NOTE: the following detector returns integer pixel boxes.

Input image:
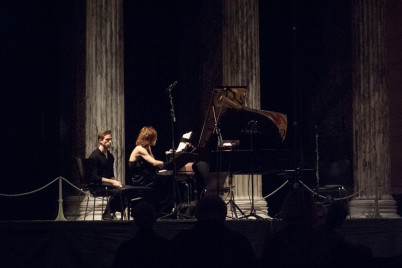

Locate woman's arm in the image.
[135,146,165,168]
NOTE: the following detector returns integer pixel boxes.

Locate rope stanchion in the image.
[0,176,90,221]
[55,177,67,221]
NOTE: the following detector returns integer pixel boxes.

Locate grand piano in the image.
[197,86,289,174]
[162,86,289,174]
[161,86,289,212]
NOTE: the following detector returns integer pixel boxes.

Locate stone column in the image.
[222,0,268,218]
[349,0,398,218]
[85,0,125,182]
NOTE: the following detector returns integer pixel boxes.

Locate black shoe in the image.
[102,212,115,220]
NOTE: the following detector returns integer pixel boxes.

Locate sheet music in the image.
[176,131,192,152]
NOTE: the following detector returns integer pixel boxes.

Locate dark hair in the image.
[98,130,112,141]
[132,201,156,229]
[280,188,319,226]
[324,200,349,229]
[195,195,227,221]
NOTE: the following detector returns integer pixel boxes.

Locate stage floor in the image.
[1,218,402,268]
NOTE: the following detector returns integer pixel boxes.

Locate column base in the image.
[349,196,400,218]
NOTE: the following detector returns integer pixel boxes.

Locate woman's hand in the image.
[110,179,122,187]
[102,177,122,187]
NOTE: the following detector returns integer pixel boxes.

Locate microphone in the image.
[248,120,257,127]
[248,120,258,133]
[165,81,178,92]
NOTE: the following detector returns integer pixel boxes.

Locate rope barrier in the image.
[0,177,61,197]
[61,177,88,195]
[0,176,91,221]
[257,174,370,202]
[1,175,372,220]
[0,177,89,197]
[297,180,328,199]
[298,179,369,201]
[263,180,289,199]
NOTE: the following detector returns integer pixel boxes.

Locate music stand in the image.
[226,158,246,219]
[211,105,225,196]
[209,140,246,219]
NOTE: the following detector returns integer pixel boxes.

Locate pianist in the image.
[128,126,172,212]
[128,126,165,187]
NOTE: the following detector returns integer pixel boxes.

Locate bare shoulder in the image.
[129,145,146,161]
[135,145,148,154]
[134,145,147,152]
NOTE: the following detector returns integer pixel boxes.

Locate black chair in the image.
[76,157,152,220]
[76,157,115,220]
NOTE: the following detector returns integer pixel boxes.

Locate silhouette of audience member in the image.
[322,200,349,229]
[261,187,331,267]
[319,200,373,268]
[166,195,256,267]
[112,201,169,268]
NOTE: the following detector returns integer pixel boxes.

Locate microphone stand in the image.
[159,82,178,219]
[315,125,320,191]
[244,121,262,219]
[288,9,305,191]
[212,106,223,196]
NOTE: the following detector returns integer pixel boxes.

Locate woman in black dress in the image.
[128,126,170,212]
[129,126,164,186]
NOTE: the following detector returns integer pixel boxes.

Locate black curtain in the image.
[0,0,85,220]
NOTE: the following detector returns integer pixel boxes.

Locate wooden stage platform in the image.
[1,218,402,268]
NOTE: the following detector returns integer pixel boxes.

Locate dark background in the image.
[0,0,352,219]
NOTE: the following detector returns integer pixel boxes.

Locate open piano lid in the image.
[197,86,288,150]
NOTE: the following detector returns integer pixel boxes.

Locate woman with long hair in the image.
[128,126,164,187]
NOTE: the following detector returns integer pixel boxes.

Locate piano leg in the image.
[204,172,229,196]
[192,161,208,199]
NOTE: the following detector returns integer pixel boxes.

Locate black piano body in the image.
[196,86,289,173]
[209,149,290,175]
[160,86,290,179]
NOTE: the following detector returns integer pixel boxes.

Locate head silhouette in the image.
[324,200,349,229]
[280,188,319,226]
[195,195,227,222]
[132,201,156,229]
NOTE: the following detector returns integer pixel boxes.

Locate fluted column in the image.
[350,0,398,218]
[222,0,268,218]
[85,0,125,182]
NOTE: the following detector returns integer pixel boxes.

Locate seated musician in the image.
[128,126,164,187]
[128,126,170,212]
[89,129,131,220]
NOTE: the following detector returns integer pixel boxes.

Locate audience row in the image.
[112,189,401,268]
